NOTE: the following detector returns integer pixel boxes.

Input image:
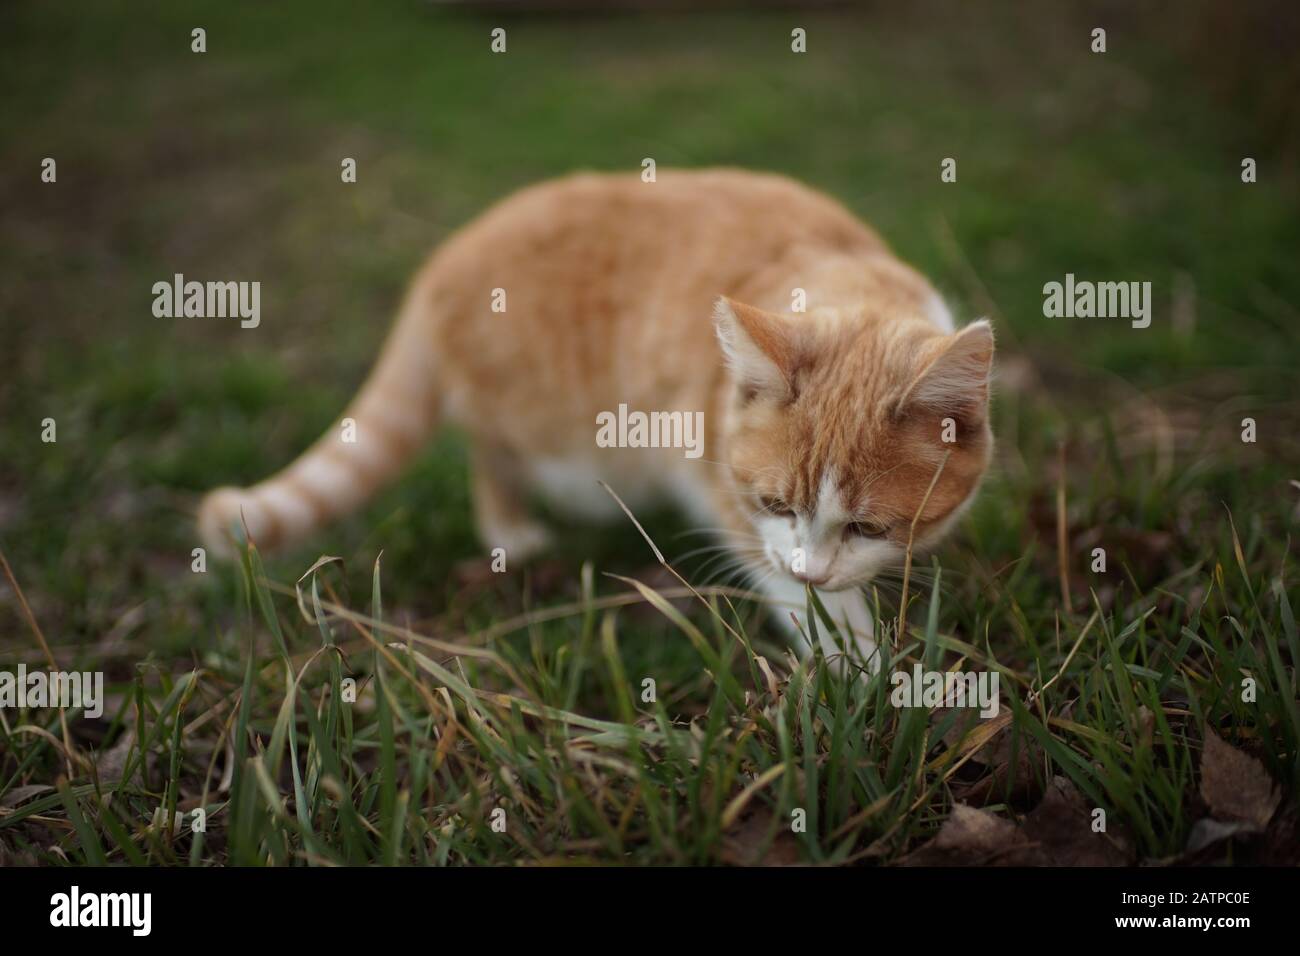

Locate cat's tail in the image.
[197,291,441,558]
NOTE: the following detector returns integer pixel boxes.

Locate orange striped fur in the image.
[198,169,993,661]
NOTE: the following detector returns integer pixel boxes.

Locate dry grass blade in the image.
[0,545,77,778]
[896,451,951,644]
[1056,440,1072,612]
[720,763,787,829]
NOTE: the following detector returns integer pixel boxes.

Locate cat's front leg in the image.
[812,587,879,675]
[469,441,553,562]
[760,576,879,674]
[759,574,819,658]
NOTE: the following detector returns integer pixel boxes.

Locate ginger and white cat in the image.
[198,169,994,666]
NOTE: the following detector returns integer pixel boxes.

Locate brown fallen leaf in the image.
[901,804,1032,866]
[1018,776,1132,866]
[91,728,142,787]
[0,784,54,809]
[939,708,1045,807]
[719,807,802,866]
[905,778,1133,866]
[1177,805,1300,865]
[1183,818,1259,857]
[1199,728,1281,828]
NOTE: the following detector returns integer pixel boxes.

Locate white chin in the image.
[820,572,877,592]
[771,568,859,593]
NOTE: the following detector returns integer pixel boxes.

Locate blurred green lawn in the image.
[2,0,1297,649]
[0,1,1297,864]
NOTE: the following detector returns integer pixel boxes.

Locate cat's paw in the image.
[481,520,554,565]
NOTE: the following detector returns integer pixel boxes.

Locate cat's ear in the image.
[897,319,994,422]
[713,297,800,399]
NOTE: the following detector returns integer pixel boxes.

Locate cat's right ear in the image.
[713,297,800,400]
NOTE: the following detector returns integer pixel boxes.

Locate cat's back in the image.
[482,167,871,227]
[429,168,883,283]
[420,169,892,447]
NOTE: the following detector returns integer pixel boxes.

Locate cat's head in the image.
[714,297,993,592]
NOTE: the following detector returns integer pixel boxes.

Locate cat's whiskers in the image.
[694,545,769,590]
[671,526,764,542]
[673,542,745,565]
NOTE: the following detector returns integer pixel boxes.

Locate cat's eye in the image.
[845,519,890,539]
[759,496,795,519]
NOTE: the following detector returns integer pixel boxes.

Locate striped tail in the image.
[198,297,440,557]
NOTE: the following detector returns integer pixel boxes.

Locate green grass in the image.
[0,0,1296,865]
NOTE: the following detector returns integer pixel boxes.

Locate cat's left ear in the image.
[897,319,994,423]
